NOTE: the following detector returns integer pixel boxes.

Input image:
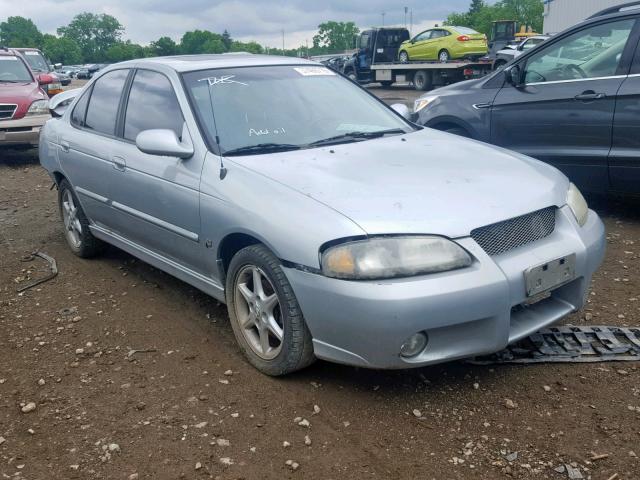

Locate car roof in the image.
[117,54,319,73]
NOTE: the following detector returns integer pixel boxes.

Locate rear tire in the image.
[58,179,105,258]
[226,245,315,376]
[438,49,450,63]
[413,70,433,91]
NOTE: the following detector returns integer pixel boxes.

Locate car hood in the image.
[0,82,45,120]
[229,128,569,238]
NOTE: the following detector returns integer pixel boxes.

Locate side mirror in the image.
[391,103,411,120]
[37,73,54,86]
[136,128,194,159]
[48,88,80,118]
[504,65,523,87]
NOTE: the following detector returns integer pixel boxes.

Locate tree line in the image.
[444,0,544,37]
[0,14,360,65]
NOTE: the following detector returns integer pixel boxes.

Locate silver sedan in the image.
[40,54,605,375]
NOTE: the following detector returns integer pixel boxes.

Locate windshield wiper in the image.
[308,128,408,147]
[223,143,302,156]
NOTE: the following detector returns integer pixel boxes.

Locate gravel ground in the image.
[0,85,639,480]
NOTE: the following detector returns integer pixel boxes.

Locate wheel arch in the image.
[217,231,283,278]
[425,115,477,139]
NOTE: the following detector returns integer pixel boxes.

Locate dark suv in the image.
[414,1,640,195]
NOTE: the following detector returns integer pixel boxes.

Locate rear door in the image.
[490,18,637,192]
[609,23,640,193]
[58,69,130,227]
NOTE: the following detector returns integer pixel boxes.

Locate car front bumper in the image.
[0,114,49,147]
[284,206,605,369]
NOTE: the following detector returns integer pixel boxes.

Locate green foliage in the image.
[230,40,263,54]
[0,16,43,48]
[57,12,125,62]
[445,0,543,36]
[313,21,359,53]
[42,34,83,64]
[150,36,178,56]
[105,41,149,63]
[180,30,226,54]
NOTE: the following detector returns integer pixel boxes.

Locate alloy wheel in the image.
[62,189,82,248]
[233,265,284,360]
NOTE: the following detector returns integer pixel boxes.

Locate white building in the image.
[543,0,625,33]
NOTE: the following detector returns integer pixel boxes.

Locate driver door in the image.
[490,18,637,192]
[406,30,432,60]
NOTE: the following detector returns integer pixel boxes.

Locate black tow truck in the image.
[342,27,492,91]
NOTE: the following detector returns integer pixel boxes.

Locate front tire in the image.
[399,51,409,63]
[226,245,315,376]
[438,49,450,62]
[58,179,105,258]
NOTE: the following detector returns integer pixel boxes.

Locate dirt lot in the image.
[1,86,639,480]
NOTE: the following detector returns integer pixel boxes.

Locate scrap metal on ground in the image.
[469,326,640,365]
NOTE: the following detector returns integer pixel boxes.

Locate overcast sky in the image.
[0,0,478,48]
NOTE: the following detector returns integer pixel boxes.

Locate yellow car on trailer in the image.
[399,26,488,63]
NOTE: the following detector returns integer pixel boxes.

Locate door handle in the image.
[112,156,127,171]
[574,91,606,101]
[60,140,70,153]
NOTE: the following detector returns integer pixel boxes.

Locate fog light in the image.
[400,332,428,358]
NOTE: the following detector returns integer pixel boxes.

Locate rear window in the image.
[454,26,480,35]
[84,69,129,136]
[0,55,33,83]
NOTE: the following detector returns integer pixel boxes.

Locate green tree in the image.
[230,40,263,54]
[180,30,225,54]
[445,0,543,36]
[313,21,359,53]
[105,41,147,62]
[58,12,124,62]
[222,30,232,51]
[0,16,43,48]
[41,34,83,64]
[150,36,177,56]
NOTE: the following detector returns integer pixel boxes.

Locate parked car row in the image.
[0,47,56,148]
[413,2,640,195]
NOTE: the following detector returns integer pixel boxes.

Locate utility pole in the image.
[282,29,285,53]
[410,9,413,35]
[404,7,408,28]
[381,12,385,26]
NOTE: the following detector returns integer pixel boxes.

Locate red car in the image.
[0,47,53,148]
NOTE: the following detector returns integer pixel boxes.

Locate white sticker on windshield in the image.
[293,66,335,76]
[0,56,18,61]
[24,51,40,56]
[198,75,247,86]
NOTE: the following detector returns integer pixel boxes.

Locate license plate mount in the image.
[524,254,576,297]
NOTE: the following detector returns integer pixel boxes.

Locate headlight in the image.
[321,236,472,280]
[414,95,438,113]
[27,99,49,116]
[566,182,588,227]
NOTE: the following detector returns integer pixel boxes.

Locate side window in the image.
[524,19,635,84]
[124,70,184,142]
[431,30,446,39]
[416,31,431,41]
[84,69,129,136]
[70,88,91,127]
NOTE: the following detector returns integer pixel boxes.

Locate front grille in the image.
[471,207,556,256]
[0,104,17,120]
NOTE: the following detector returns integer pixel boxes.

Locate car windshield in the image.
[0,55,33,83]
[21,51,50,72]
[182,65,413,155]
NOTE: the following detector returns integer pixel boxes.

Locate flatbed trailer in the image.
[369,60,493,91]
